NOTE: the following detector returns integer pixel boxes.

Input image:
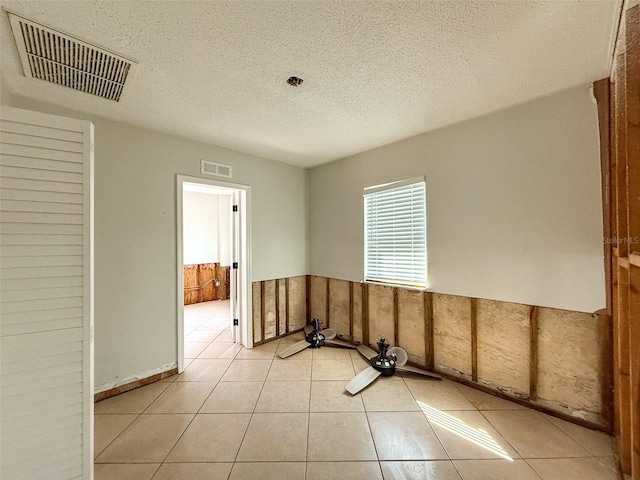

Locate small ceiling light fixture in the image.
[287,76,303,87]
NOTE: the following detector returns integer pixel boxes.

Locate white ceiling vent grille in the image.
[201,160,233,178]
[7,12,138,102]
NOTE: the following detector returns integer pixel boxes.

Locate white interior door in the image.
[0,106,94,479]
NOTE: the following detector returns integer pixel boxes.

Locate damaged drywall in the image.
[328,278,350,336]
[309,275,327,324]
[368,284,396,347]
[287,276,307,332]
[537,307,602,423]
[433,293,472,380]
[397,289,427,367]
[477,299,530,397]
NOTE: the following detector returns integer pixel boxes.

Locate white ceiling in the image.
[0,1,620,168]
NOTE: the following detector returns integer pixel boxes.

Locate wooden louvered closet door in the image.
[0,106,94,479]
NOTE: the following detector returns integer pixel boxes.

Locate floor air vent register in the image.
[7,11,138,102]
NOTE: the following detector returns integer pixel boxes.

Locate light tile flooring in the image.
[95,301,620,480]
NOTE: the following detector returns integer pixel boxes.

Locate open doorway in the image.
[176,175,252,373]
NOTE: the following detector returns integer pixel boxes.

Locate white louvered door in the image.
[0,106,94,479]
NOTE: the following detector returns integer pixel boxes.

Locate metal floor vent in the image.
[7,12,138,102]
[201,160,233,178]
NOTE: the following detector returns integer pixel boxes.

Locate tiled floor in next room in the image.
[94,300,620,480]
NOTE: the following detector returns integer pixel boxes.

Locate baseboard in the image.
[253,326,305,346]
[94,367,178,403]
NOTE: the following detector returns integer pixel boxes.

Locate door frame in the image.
[176,174,253,373]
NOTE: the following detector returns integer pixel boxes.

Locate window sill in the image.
[361,280,428,291]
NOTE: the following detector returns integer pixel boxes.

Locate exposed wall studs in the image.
[349,281,354,340]
[623,8,640,476]
[393,287,399,347]
[471,297,478,382]
[252,276,306,345]
[529,305,540,401]
[599,312,614,429]
[325,277,331,328]
[285,277,290,334]
[613,54,632,472]
[275,279,280,337]
[305,275,311,325]
[594,7,640,472]
[260,281,266,343]
[424,291,434,370]
[250,275,610,432]
[362,282,370,347]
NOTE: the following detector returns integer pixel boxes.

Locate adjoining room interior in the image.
[181,182,235,367]
[0,1,638,480]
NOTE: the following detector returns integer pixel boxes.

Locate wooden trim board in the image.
[94,367,178,403]
[253,327,305,347]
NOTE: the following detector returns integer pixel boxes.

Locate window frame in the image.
[363,176,427,289]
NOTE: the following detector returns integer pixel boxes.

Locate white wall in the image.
[2,81,606,389]
[218,195,231,266]
[183,192,231,266]
[309,84,606,313]
[1,92,308,389]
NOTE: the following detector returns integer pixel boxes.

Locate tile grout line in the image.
[363,408,383,472]
[94,381,173,462]
[400,376,455,467]
[93,410,144,462]
[189,321,243,414]
[475,406,601,463]
[532,412,600,459]
[99,306,609,479]
[230,351,278,472]
[305,353,314,480]
[448,378,543,463]
[156,326,239,469]
[475,409,529,462]
[521,459,545,480]
[150,309,248,478]
[148,462,164,480]
[352,351,385,475]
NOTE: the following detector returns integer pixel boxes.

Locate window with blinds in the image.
[364,177,427,288]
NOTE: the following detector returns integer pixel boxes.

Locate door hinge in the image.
[233,318,239,326]
[232,205,238,212]
[233,262,238,269]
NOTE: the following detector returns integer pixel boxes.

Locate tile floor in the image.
[94,301,621,480]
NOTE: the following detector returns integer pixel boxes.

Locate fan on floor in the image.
[278,318,356,358]
[345,336,442,394]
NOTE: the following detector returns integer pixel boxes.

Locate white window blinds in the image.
[364,178,427,288]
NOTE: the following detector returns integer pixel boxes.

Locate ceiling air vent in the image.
[7,12,138,102]
[201,160,233,179]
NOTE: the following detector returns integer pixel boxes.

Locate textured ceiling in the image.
[0,1,620,168]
